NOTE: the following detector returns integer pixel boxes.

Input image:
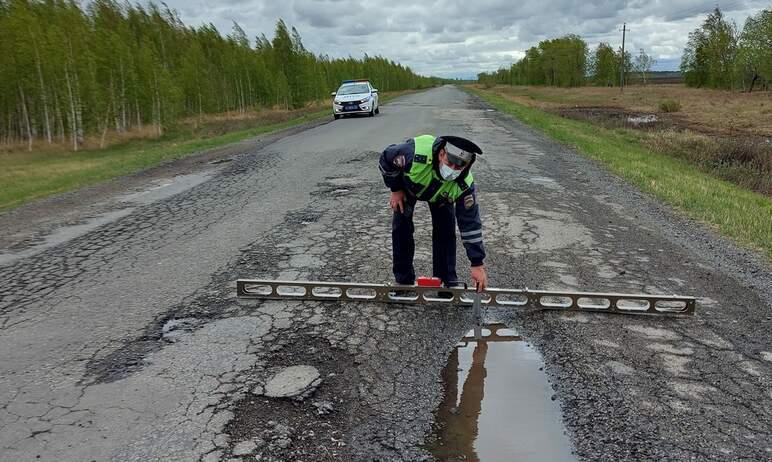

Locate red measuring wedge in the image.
[416,276,442,287]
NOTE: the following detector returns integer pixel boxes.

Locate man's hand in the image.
[389,190,405,213]
[471,265,488,292]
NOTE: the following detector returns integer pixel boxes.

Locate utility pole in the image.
[620,23,627,92]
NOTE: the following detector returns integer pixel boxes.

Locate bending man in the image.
[379,135,488,292]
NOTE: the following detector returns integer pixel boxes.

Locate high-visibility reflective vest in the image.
[406,135,473,203]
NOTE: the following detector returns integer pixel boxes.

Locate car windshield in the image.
[337,84,369,95]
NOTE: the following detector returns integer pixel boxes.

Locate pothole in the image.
[316,178,363,196]
[325,176,365,187]
[226,336,359,461]
[427,323,575,461]
[285,211,323,226]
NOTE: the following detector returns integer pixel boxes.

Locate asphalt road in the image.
[1,85,770,462]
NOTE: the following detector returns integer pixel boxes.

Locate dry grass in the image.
[645,130,772,195]
[0,125,160,155]
[484,84,772,137]
[0,108,315,155]
[1,89,418,156]
[477,84,772,196]
[468,86,772,260]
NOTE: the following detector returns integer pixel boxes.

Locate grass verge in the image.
[0,90,416,211]
[466,86,772,261]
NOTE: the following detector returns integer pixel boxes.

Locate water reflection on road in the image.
[430,323,575,461]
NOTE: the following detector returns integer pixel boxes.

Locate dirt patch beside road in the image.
[556,107,674,131]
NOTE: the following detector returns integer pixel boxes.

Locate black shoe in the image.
[389,290,412,298]
[438,281,466,300]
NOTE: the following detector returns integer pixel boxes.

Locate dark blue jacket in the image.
[379,138,486,266]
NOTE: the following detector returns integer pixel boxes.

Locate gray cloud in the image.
[160,0,770,78]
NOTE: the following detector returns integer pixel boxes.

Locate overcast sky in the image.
[161,0,770,79]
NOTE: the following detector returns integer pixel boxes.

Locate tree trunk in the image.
[198,89,203,127]
[748,74,758,93]
[4,118,8,145]
[18,85,33,152]
[64,64,79,151]
[100,108,110,148]
[135,95,142,130]
[34,44,52,144]
[111,71,120,131]
[74,74,84,146]
[153,71,163,136]
[6,110,15,145]
[120,58,127,131]
[239,78,245,113]
[54,90,65,143]
[246,72,253,109]
[67,39,84,147]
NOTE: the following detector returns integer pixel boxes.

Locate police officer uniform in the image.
[379,134,485,286]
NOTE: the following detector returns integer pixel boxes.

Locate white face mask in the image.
[439,163,461,181]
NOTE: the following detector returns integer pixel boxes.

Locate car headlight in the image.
[334,100,341,105]
[359,97,370,104]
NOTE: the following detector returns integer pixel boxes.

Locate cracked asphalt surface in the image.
[1,85,771,461]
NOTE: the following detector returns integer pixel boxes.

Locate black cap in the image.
[440,135,483,156]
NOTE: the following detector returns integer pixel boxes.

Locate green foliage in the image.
[0,0,437,150]
[735,9,772,91]
[478,35,588,87]
[658,99,682,112]
[587,43,632,87]
[681,8,739,88]
[589,43,618,86]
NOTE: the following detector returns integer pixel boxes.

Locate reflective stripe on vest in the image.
[406,135,473,203]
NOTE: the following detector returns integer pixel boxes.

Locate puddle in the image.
[429,323,575,461]
[627,114,658,125]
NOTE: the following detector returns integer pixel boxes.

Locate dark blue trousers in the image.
[392,197,458,285]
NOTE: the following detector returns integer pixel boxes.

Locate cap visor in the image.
[447,152,469,168]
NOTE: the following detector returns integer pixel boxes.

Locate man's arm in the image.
[378,139,414,192]
[455,186,485,266]
[456,186,488,290]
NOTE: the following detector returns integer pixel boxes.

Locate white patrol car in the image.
[331,80,379,119]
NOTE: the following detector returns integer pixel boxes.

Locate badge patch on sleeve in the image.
[393,155,405,168]
[464,194,475,209]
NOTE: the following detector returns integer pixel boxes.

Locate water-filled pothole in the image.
[428,323,575,461]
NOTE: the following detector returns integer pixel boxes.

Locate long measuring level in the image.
[236,279,696,317]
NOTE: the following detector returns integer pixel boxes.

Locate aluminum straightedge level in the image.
[236,279,696,316]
